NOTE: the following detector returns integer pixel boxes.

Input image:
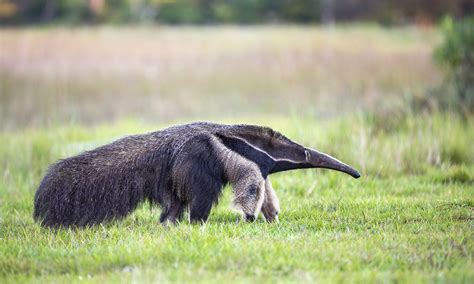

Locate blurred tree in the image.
[89,0,105,17]
[41,0,56,21]
[157,0,202,24]
[211,0,263,23]
[0,0,18,21]
[0,0,472,25]
[281,0,320,23]
[56,0,88,24]
[321,0,334,24]
[435,17,474,113]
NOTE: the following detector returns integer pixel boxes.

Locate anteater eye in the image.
[305,150,311,160]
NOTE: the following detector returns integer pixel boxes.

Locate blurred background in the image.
[1,3,474,282]
[0,0,472,131]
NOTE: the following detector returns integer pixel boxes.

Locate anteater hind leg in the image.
[159,198,184,224]
[261,178,280,222]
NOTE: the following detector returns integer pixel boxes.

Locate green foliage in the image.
[281,0,320,23]
[0,0,467,25]
[431,165,473,184]
[55,0,89,24]
[212,0,264,24]
[435,17,474,112]
[158,1,203,24]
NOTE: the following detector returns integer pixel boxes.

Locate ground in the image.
[0,26,472,283]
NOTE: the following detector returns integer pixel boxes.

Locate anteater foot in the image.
[245,214,256,222]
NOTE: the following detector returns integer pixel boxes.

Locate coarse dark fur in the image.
[34,122,360,227]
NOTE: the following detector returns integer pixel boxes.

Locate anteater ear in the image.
[215,132,276,173]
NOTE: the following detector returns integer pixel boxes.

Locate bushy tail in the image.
[33,163,150,227]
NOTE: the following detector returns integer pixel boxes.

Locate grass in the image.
[1,113,473,283]
[0,25,473,283]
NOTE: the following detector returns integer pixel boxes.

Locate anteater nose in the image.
[352,170,361,179]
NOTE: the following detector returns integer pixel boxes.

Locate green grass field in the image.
[0,26,473,283]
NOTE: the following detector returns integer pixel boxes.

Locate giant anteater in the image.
[34,122,360,227]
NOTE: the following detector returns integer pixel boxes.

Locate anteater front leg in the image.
[188,172,222,224]
[159,197,184,224]
[227,162,265,222]
[261,178,280,222]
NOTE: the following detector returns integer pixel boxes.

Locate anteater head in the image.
[217,124,360,178]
